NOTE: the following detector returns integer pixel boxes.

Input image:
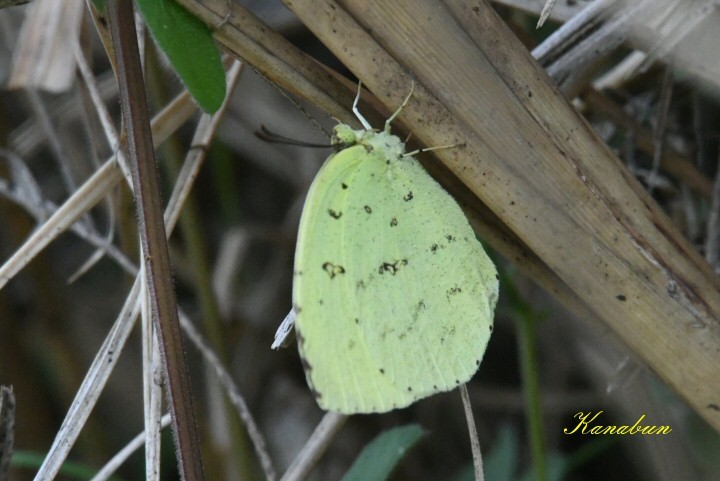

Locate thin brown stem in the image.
[106,2,204,480]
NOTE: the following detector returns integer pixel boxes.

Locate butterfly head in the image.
[332,123,359,147]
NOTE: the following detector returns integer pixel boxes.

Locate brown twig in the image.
[106,2,204,480]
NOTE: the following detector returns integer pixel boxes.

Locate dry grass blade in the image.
[532,0,619,95]
[0,148,135,274]
[29,57,246,480]
[141,281,164,481]
[178,309,278,481]
[535,0,720,96]
[7,0,83,92]
[90,414,172,481]
[176,0,362,126]
[73,37,132,184]
[460,385,484,481]
[580,87,712,198]
[8,73,118,158]
[279,412,347,481]
[0,91,197,290]
[0,159,123,289]
[536,0,557,28]
[33,275,143,480]
[492,0,589,22]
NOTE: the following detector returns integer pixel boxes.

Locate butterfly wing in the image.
[294,140,498,413]
[294,144,403,412]
[347,149,497,411]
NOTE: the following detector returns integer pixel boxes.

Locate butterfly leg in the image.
[404,142,465,157]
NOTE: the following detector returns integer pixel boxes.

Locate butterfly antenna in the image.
[352,81,373,130]
[256,125,333,148]
[385,81,415,132]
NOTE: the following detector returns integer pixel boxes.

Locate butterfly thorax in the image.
[333,123,405,160]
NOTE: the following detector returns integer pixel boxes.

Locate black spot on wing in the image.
[379,262,397,275]
[398,327,410,340]
[341,182,348,189]
[446,234,456,242]
[328,209,342,219]
[378,259,408,275]
[322,262,345,279]
[390,217,398,227]
[446,285,462,301]
[412,300,426,322]
[430,243,446,253]
[403,191,413,201]
[364,205,372,214]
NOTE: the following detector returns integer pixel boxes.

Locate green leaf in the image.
[341,424,424,481]
[484,424,520,481]
[11,450,122,481]
[135,0,225,113]
[452,424,520,481]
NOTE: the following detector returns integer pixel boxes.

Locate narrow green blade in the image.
[136,0,225,113]
[341,424,424,481]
